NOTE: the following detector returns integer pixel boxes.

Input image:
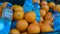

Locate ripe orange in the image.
[21,31,28,34]
[43,20,53,26]
[0,6,2,13]
[40,17,44,22]
[40,9,46,17]
[32,20,38,24]
[16,20,28,32]
[46,12,52,16]
[41,5,49,12]
[28,24,40,34]
[45,13,53,22]
[40,24,54,32]
[48,2,55,8]
[12,5,18,10]
[56,5,60,12]
[46,17,53,22]
[53,5,60,12]
[1,2,8,9]
[10,29,20,34]
[45,15,52,22]
[14,10,24,20]
[33,0,40,4]
[41,1,48,6]
[53,6,57,11]
[38,22,43,27]
[14,6,23,11]
[45,13,52,20]
[46,12,53,22]
[25,12,36,23]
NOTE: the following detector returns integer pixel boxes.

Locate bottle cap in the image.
[7,3,12,7]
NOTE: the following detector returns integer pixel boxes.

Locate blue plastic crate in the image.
[0,0,60,34]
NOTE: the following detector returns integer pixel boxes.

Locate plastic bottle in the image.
[23,0,33,13]
[33,2,40,22]
[53,11,58,20]
[53,11,60,31]
[0,3,13,34]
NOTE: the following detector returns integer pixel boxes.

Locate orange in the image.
[10,29,20,34]
[41,5,49,12]
[28,24,40,34]
[12,5,18,10]
[53,5,60,12]
[0,6,2,13]
[46,17,53,22]
[1,2,8,9]
[38,22,43,27]
[14,6,23,11]
[33,0,40,4]
[16,20,28,32]
[41,1,48,6]
[32,20,38,24]
[46,12,53,22]
[45,13,53,22]
[25,12,36,23]
[43,20,53,26]
[45,13,52,20]
[40,9,46,17]
[40,24,54,32]
[45,15,52,22]
[56,5,60,12]
[40,17,44,22]
[14,10,24,20]
[53,6,58,11]
[46,12,52,16]
[21,31,28,34]
[48,2,55,8]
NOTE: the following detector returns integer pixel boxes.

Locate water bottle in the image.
[53,11,60,31]
[33,2,40,22]
[53,11,58,20]
[0,3,13,34]
[53,19,60,31]
[23,0,33,13]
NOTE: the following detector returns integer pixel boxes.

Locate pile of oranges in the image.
[10,1,54,34]
[11,5,40,34]
[0,0,60,34]
[10,2,40,34]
